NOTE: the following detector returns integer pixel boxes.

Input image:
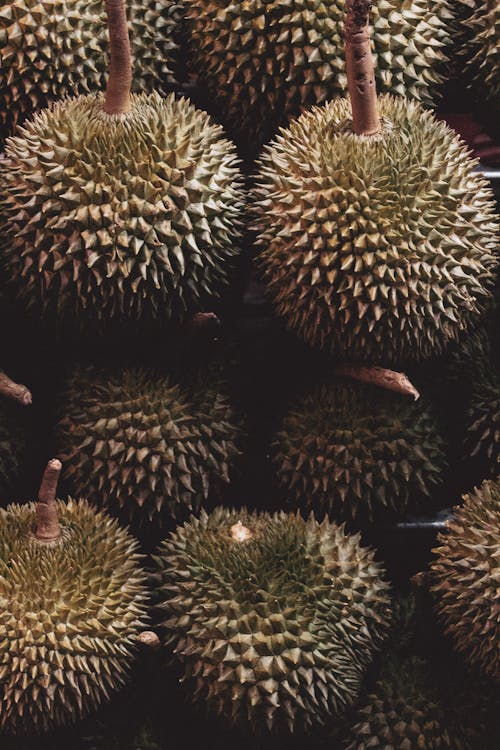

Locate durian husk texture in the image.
[254,95,499,364]
[0,93,244,329]
[156,507,392,733]
[0,498,149,734]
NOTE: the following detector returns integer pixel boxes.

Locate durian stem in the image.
[334,364,420,400]
[0,372,32,406]
[344,0,380,136]
[138,631,161,650]
[35,459,62,543]
[104,0,132,115]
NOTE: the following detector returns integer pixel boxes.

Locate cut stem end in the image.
[35,459,62,543]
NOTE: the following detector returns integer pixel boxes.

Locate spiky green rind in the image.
[0,403,25,499]
[456,0,500,115]
[56,367,242,523]
[0,0,181,142]
[0,92,244,328]
[181,0,451,148]
[254,95,499,364]
[0,498,148,735]
[341,656,479,750]
[271,382,447,521]
[156,507,391,734]
[431,479,500,680]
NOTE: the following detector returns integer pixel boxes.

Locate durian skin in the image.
[0,499,149,735]
[180,0,451,148]
[0,0,181,142]
[56,366,242,523]
[431,479,500,681]
[272,382,447,521]
[456,0,500,115]
[0,93,244,329]
[341,656,479,750]
[254,95,499,364]
[156,507,391,734]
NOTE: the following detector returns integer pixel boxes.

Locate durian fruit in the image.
[0,459,149,735]
[430,478,500,681]
[180,0,452,149]
[155,507,392,733]
[56,365,242,523]
[340,655,483,750]
[0,370,32,499]
[253,1,499,364]
[0,0,181,143]
[271,380,448,521]
[0,0,244,330]
[455,0,500,116]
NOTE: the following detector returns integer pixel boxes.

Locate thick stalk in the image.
[35,459,62,543]
[344,0,380,135]
[334,364,420,400]
[104,0,132,115]
[0,371,32,405]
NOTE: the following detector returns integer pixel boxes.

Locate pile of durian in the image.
[0,0,499,747]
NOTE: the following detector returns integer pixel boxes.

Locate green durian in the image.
[431,478,500,680]
[0,92,244,329]
[155,507,392,733]
[0,0,181,143]
[179,0,452,149]
[271,381,448,521]
[340,655,484,750]
[254,94,499,364]
[0,460,149,735]
[56,366,242,523]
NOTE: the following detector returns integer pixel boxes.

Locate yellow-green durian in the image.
[0,0,181,142]
[178,0,452,149]
[271,381,447,521]
[56,365,242,523]
[155,507,392,733]
[0,93,244,329]
[254,95,499,364]
[431,478,500,681]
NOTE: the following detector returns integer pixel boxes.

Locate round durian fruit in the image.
[156,507,392,733]
[254,95,499,364]
[431,478,500,681]
[0,0,181,142]
[271,381,447,521]
[456,0,500,116]
[180,0,451,149]
[0,460,149,735]
[340,656,481,750]
[56,366,242,523]
[0,92,244,329]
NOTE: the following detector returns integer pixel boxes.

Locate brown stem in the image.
[35,459,62,543]
[104,0,132,115]
[334,364,420,400]
[138,631,161,650]
[0,371,32,406]
[344,0,380,136]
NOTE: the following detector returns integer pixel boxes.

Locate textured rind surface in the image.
[56,366,242,522]
[180,0,452,147]
[0,0,181,141]
[272,382,447,521]
[431,479,500,680]
[156,507,391,733]
[0,499,148,734]
[254,95,499,364]
[455,0,500,115]
[0,92,244,328]
[0,403,25,500]
[341,656,480,750]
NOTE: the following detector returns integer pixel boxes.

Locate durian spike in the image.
[104,0,132,115]
[344,0,380,136]
[35,459,62,543]
[0,371,32,406]
[334,364,420,400]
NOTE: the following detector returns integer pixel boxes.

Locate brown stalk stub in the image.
[335,364,421,400]
[344,0,380,136]
[0,371,32,406]
[104,0,132,115]
[35,459,62,543]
